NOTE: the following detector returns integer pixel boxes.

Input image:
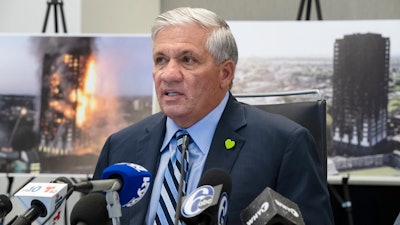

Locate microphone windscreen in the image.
[0,194,12,218]
[101,163,152,207]
[198,168,232,195]
[394,212,400,225]
[70,193,110,225]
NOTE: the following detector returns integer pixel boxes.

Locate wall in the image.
[1,0,399,34]
[81,0,160,34]
[160,0,400,21]
[0,0,81,33]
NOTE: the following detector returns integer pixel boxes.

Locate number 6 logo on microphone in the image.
[181,185,215,218]
[217,192,228,225]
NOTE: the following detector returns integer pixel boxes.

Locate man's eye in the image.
[182,56,194,64]
[155,57,167,65]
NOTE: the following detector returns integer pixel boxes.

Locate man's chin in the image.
[161,106,186,117]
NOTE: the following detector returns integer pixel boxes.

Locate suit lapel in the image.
[128,113,167,224]
[204,93,247,173]
[136,113,167,176]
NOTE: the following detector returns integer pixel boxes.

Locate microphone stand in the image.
[105,191,122,225]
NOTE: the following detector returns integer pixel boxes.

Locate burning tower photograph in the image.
[0,35,153,174]
[38,37,96,156]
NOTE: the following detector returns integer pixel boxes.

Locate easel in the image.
[329,175,355,225]
[296,0,323,20]
[42,0,68,33]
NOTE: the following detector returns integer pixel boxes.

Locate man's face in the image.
[152,24,234,128]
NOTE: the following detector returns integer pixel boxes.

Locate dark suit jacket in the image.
[93,93,334,225]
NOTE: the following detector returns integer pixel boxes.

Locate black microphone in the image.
[50,176,75,203]
[0,194,13,219]
[240,187,305,225]
[11,200,47,225]
[70,192,110,225]
[180,168,232,225]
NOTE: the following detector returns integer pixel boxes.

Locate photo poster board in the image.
[0,34,154,175]
[1,20,399,183]
[228,19,400,183]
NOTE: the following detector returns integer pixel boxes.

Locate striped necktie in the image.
[155,130,190,225]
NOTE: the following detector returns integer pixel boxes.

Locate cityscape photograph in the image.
[230,20,400,178]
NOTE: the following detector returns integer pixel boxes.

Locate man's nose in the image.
[160,60,182,81]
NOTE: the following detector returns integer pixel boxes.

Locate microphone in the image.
[70,192,110,225]
[12,182,68,225]
[180,168,232,225]
[394,212,400,225]
[35,177,76,225]
[49,176,75,202]
[0,194,13,219]
[74,162,152,207]
[240,187,305,225]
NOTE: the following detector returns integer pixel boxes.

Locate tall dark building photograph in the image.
[331,33,390,156]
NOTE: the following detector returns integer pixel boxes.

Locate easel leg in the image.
[42,0,52,32]
[329,175,355,225]
[296,0,306,20]
[306,0,312,20]
[342,176,354,225]
[315,0,323,20]
[59,0,68,33]
[53,1,58,32]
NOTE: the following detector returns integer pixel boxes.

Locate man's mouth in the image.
[165,91,180,96]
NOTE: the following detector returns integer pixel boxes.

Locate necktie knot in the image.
[175,130,189,155]
[176,129,188,137]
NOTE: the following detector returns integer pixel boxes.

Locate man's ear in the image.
[219,60,235,88]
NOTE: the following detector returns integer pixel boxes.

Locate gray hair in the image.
[151,7,238,65]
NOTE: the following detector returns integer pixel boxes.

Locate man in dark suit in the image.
[93,7,334,225]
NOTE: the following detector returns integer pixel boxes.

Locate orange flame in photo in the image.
[76,56,97,128]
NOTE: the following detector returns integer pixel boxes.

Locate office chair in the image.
[234,89,328,177]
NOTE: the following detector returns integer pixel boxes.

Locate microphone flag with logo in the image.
[13,182,68,225]
[101,162,152,207]
[240,187,305,225]
[74,162,152,207]
[180,168,232,225]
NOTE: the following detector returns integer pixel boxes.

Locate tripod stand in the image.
[42,0,68,33]
[296,0,323,20]
[329,176,355,225]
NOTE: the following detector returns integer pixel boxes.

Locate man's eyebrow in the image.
[152,50,166,57]
[180,50,198,57]
[153,50,196,58]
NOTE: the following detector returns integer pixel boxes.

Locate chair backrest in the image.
[234,89,327,177]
